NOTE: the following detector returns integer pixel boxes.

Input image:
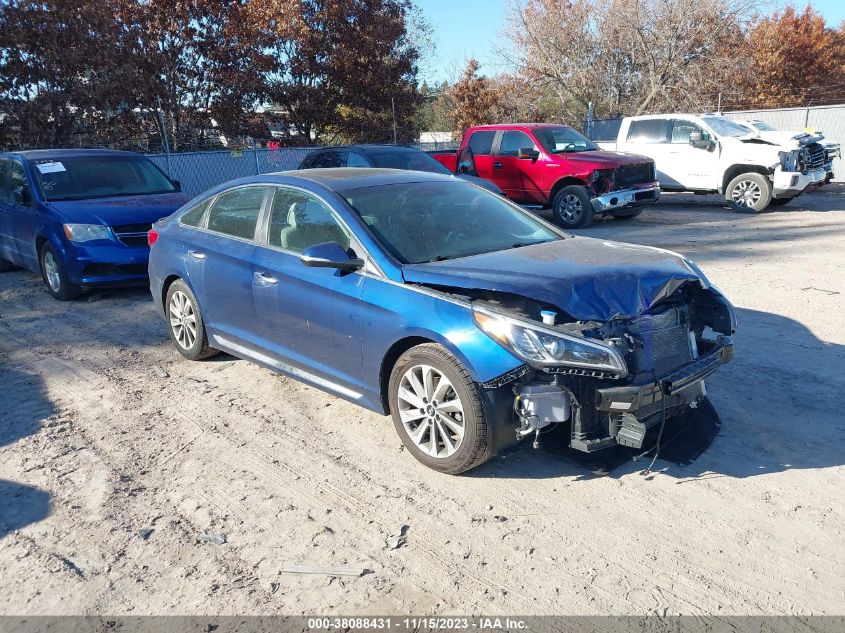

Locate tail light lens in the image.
[148,229,159,246]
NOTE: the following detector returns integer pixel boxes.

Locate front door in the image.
[185,185,270,346]
[251,186,365,395]
[493,130,544,203]
[667,119,721,190]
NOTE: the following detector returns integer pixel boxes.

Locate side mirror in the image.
[12,186,32,206]
[517,147,540,160]
[689,131,714,150]
[300,242,364,271]
[457,160,471,174]
[171,179,182,192]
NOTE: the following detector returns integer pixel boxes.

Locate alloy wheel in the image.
[397,364,465,458]
[43,251,61,292]
[731,179,761,207]
[558,194,583,223]
[169,290,197,350]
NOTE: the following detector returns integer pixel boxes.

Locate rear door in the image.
[250,185,365,393]
[184,185,271,346]
[3,160,39,269]
[458,130,496,181]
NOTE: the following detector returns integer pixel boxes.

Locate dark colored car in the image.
[0,149,188,299]
[148,168,735,474]
[298,144,504,195]
[430,123,659,228]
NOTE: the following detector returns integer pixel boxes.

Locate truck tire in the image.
[726,173,772,213]
[552,186,595,229]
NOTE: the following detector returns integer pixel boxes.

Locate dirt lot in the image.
[1,188,844,616]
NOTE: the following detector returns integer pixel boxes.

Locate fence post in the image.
[156,96,173,177]
[585,101,594,137]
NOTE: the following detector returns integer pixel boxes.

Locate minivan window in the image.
[0,159,11,202]
[467,131,495,155]
[345,152,371,168]
[307,150,345,168]
[627,119,669,143]
[267,187,350,253]
[30,155,176,201]
[366,147,451,174]
[205,186,269,240]
[8,162,31,205]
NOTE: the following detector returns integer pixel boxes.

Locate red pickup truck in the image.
[430,123,660,228]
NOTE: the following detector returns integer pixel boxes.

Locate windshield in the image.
[701,116,755,138]
[365,147,452,175]
[533,126,598,153]
[340,181,562,264]
[31,155,176,202]
[751,121,777,132]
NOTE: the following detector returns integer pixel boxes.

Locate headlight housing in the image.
[63,223,111,242]
[779,149,801,172]
[472,306,627,376]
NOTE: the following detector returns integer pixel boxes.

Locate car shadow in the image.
[468,307,845,481]
[0,365,54,538]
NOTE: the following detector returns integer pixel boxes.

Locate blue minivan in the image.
[0,149,188,299]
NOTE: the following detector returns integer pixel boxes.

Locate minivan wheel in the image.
[165,279,219,361]
[552,185,595,229]
[39,242,81,301]
[727,172,772,213]
[388,343,489,474]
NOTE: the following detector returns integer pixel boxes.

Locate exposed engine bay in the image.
[425,280,735,454]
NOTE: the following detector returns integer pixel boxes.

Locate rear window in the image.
[467,131,495,155]
[30,155,176,201]
[627,119,669,143]
[205,186,269,240]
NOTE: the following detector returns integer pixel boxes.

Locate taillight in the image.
[148,229,159,246]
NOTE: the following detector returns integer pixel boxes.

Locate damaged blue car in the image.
[148,169,735,474]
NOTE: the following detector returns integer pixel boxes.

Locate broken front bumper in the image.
[772,166,828,198]
[590,183,661,213]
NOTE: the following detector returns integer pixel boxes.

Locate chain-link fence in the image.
[584,104,845,182]
[144,141,459,198]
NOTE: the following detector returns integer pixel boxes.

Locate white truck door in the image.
[619,118,681,188]
[666,119,721,190]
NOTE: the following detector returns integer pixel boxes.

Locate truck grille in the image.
[802,143,826,172]
[627,307,693,379]
[112,223,152,247]
[613,162,655,190]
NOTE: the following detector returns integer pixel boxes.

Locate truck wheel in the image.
[39,242,82,301]
[388,343,490,474]
[610,208,643,220]
[552,186,595,229]
[726,173,772,213]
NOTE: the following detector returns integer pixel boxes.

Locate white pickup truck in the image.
[599,114,835,212]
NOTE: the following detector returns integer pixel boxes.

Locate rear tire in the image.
[726,172,772,213]
[165,279,219,361]
[39,242,81,301]
[388,343,489,474]
[552,186,595,229]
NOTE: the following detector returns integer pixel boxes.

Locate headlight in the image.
[63,223,110,242]
[779,149,800,172]
[472,306,627,376]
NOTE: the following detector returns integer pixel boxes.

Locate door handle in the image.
[493,162,503,169]
[188,250,206,260]
[255,271,278,285]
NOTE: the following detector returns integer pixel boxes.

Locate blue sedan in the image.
[149,169,735,473]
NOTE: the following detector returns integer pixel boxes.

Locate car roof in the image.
[224,168,458,192]
[468,123,574,130]
[310,144,421,153]
[1,148,144,160]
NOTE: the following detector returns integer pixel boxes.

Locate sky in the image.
[417,0,845,84]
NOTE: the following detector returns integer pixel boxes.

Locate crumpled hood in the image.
[47,192,189,227]
[562,151,653,167]
[402,237,705,321]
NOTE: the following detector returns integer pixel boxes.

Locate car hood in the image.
[559,150,653,167]
[47,192,189,226]
[401,237,704,321]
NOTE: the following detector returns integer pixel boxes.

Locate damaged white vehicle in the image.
[601,114,835,212]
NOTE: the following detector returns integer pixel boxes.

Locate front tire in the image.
[165,279,218,360]
[726,172,772,213]
[552,186,595,229]
[388,343,489,474]
[39,242,81,301]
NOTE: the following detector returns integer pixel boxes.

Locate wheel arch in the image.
[722,164,771,194]
[549,177,589,204]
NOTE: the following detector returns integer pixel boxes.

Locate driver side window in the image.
[498,131,535,156]
[671,120,704,144]
[266,187,350,254]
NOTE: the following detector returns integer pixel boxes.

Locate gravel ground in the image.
[1,187,844,616]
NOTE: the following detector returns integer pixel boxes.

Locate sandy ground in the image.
[1,188,844,616]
